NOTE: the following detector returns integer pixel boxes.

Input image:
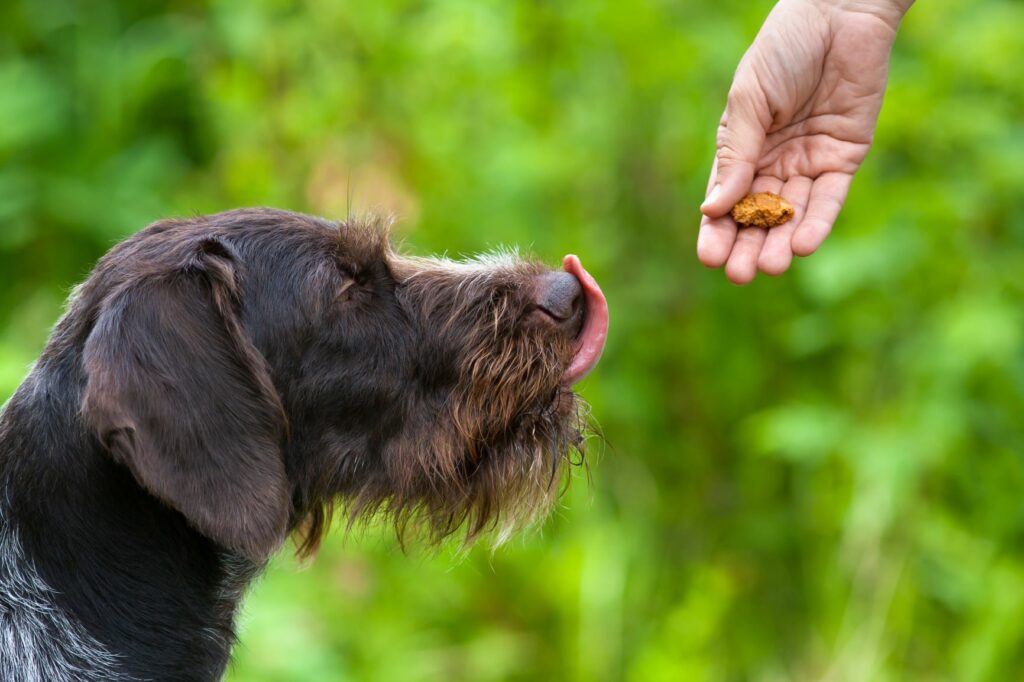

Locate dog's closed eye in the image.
[336,277,356,303]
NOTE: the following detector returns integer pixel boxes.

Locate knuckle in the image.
[735,227,765,243]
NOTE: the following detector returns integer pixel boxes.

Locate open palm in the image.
[697,0,909,284]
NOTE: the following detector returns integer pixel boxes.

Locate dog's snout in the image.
[532,272,584,332]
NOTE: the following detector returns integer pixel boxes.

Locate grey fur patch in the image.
[0,502,140,682]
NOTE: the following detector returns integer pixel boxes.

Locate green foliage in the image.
[2,0,1023,679]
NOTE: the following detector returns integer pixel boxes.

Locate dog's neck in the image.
[0,359,261,682]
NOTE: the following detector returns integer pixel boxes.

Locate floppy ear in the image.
[82,238,290,562]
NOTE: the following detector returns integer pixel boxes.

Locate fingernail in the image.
[701,185,721,211]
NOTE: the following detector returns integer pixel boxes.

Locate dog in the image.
[0,208,608,681]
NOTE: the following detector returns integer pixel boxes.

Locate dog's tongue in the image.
[562,255,608,385]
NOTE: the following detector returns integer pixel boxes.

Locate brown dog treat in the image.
[730,192,795,228]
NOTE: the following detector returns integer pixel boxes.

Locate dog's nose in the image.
[533,272,584,332]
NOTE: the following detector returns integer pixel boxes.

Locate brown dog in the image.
[0,208,607,681]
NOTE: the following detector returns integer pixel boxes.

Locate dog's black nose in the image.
[533,272,584,333]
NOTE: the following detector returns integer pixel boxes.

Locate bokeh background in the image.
[2,0,1023,679]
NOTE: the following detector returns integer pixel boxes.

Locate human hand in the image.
[697,0,913,284]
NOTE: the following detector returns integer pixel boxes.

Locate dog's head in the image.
[76,209,608,561]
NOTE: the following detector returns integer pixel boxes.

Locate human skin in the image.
[697,0,915,284]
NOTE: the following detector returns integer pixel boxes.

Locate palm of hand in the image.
[698,3,900,284]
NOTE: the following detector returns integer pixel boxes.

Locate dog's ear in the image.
[82,238,290,562]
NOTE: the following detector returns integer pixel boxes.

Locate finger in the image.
[696,157,737,268]
[701,87,768,219]
[725,175,782,285]
[792,173,853,257]
[697,213,738,269]
[758,176,813,276]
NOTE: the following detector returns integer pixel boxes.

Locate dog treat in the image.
[730,192,795,228]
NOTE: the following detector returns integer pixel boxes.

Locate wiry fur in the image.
[328,241,582,550]
[0,501,136,682]
[289,217,586,554]
[0,208,589,680]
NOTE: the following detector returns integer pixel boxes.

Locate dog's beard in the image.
[290,233,604,556]
[295,299,586,556]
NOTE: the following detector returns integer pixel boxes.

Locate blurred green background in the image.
[2,0,1024,679]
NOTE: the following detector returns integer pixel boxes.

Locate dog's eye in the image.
[337,278,356,303]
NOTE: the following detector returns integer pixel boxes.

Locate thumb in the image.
[701,89,766,218]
